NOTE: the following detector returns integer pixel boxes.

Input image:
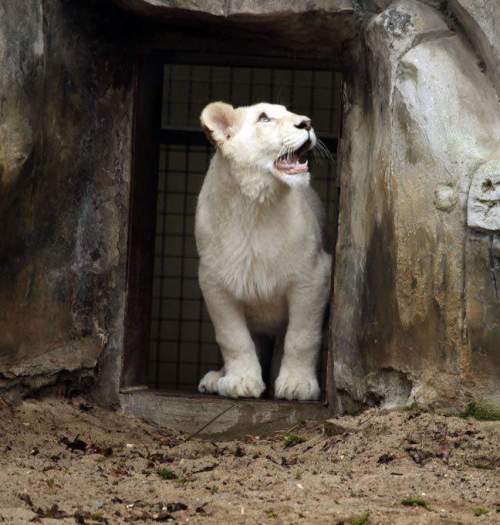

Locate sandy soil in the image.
[0,396,498,524]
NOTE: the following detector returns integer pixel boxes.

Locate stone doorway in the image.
[121,52,343,432]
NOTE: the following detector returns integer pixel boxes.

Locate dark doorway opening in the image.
[124,54,342,400]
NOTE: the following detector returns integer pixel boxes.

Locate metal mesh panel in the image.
[148,63,341,393]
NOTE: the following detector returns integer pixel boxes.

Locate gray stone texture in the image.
[113,0,353,17]
[0,1,134,400]
[448,0,500,96]
[467,160,500,232]
[332,0,500,411]
[112,0,226,17]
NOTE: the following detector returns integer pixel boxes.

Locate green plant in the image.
[91,512,106,522]
[157,468,177,480]
[283,434,305,448]
[473,507,489,517]
[401,497,430,510]
[461,402,500,421]
[352,511,369,524]
[176,474,190,485]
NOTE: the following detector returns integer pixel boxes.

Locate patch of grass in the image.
[208,485,219,495]
[157,468,177,480]
[402,401,419,412]
[266,510,278,519]
[176,474,190,485]
[91,512,106,522]
[283,434,305,448]
[401,496,430,510]
[352,511,369,525]
[461,402,500,421]
[46,478,55,489]
[473,507,490,517]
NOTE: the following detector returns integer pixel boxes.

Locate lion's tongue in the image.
[275,153,308,174]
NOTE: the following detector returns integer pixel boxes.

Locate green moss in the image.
[402,401,419,412]
[266,510,278,519]
[401,497,430,510]
[157,468,177,480]
[283,434,305,448]
[352,511,369,524]
[461,402,500,421]
[473,507,490,517]
[176,474,190,485]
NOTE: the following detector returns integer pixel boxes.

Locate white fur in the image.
[195,102,331,400]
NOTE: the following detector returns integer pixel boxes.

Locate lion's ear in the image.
[200,102,235,146]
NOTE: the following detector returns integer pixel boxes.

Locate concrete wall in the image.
[332,0,500,411]
[0,0,134,401]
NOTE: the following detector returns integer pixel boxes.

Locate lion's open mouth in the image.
[274,140,312,175]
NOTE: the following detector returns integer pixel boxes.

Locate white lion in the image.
[195,101,331,401]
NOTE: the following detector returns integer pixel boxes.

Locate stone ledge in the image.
[112,0,226,17]
[112,0,353,18]
[111,0,355,59]
[120,388,331,438]
[228,0,353,17]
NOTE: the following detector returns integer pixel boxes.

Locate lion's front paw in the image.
[198,369,224,394]
[274,370,320,401]
[217,372,265,399]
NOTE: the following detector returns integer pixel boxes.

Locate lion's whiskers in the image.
[312,138,334,162]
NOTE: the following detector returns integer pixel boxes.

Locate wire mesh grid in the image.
[148,63,341,393]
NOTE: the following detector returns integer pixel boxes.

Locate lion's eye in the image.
[258,113,271,123]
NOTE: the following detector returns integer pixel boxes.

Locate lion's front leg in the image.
[198,277,265,399]
[275,265,330,401]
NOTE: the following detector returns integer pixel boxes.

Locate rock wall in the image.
[0,0,134,401]
[0,0,498,413]
[449,0,500,96]
[332,0,500,411]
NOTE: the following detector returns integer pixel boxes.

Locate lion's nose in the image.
[295,119,312,131]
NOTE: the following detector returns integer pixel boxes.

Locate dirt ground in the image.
[0,396,498,525]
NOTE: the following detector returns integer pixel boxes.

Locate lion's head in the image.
[200,101,317,188]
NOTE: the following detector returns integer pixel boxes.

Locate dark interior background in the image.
[147,62,342,393]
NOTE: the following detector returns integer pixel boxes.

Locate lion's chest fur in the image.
[201,191,295,300]
[195,153,323,329]
[224,204,290,297]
